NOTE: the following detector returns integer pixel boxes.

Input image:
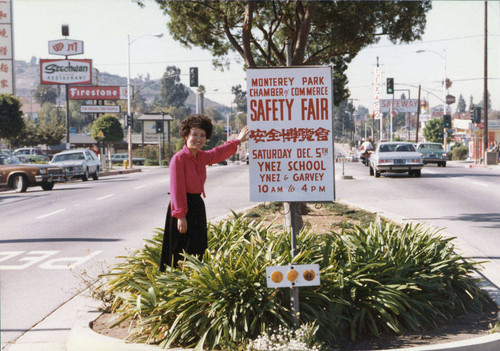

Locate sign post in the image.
[247,62,334,327]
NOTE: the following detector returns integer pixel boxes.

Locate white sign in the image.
[144,120,161,143]
[81,105,120,113]
[0,0,14,94]
[40,59,92,85]
[247,66,334,202]
[380,99,419,113]
[266,264,320,288]
[48,39,84,56]
[373,66,381,120]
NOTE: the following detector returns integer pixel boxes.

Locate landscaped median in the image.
[73,203,499,351]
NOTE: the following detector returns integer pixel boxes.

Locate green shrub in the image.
[144,159,159,166]
[451,144,468,160]
[103,214,492,350]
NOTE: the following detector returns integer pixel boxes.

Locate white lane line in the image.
[451,177,460,180]
[36,209,66,219]
[472,181,488,187]
[96,194,115,200]
[134,185,146,190]
[159,179,168,183]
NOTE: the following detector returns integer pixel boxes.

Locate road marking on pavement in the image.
[96,194,115,200]
[472,181,488,187]
[159,179,168,183]
[36,209,66,219]
[134,185,146,190]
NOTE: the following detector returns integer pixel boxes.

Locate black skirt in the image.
[159,193,207,271]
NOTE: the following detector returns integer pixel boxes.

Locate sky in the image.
[12,0,500,111]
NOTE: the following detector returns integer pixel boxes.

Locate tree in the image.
[231,84,247,113]
[91,114,124,144]
[34,84,58,105]
[0,94,25,141]
[140,1,431,104]
[423,118,453,144]
[160,66,189,108]
[456,94,466,114]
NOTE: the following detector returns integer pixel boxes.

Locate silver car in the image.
[50,149,100,181]
[369,142,424,178]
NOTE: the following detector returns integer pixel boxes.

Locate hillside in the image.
[14,58,229,113]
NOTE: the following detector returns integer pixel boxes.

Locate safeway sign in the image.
[40,59,92,85]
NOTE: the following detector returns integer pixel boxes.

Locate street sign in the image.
[48,39,84,56]
[80,105,120,113]
[68,86,129,100]
[40,59,92,85]
[446,94,456,105]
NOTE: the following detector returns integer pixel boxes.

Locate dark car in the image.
[0,155,65,193]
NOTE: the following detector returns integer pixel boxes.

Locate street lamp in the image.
[416,49,447,148]
[127,33,163,168]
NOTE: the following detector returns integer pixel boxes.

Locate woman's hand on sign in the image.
[177,217,188,234]
[237,126,250,143]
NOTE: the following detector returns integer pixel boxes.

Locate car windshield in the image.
[53,153,85,162]
[379,144,415,152]
[0,155,22,165]
[419,144,443,150]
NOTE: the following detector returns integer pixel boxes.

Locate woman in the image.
[160,114,250,270]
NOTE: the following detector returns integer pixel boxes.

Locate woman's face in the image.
[185,127,207,152]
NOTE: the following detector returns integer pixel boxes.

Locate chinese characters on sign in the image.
[48,39,84,56]
[247,67,334,202]
[0,0,13,94]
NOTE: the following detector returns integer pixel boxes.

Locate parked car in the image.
[109,153,146,166]
[0,154,65,192]
[50,149,100,181]
[417,142,448,167]
[13,147,50,163]
[369,142,423,178]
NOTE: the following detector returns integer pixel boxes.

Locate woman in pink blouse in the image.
[160,114,250,270]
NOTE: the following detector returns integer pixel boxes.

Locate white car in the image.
[50,149,100,181]
[369,142,423,178]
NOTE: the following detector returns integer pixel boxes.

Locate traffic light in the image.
[472,107,482,124]
[189,67,198,87]
[443,114,452,129]
[126,114,133,128]
[386,78,394,94]
[155,120,164,133]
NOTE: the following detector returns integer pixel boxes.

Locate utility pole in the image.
[483,0,489,155]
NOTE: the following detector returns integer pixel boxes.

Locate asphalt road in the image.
[335,158,500,287]
[0,164,252,348]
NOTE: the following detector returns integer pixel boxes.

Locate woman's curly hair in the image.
[180,114,213,139]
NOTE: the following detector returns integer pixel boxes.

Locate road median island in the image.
[73,202,499,351]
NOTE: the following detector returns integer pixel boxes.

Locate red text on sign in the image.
[301,98,328,120]
[249,99,294,122]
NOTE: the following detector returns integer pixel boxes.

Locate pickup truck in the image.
[110,153,146,166]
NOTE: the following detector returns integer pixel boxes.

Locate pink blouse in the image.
[169,139,240,219]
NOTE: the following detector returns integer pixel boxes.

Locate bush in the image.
[103,214,492,350]
[451,143,468,160]
[144,159,159,166]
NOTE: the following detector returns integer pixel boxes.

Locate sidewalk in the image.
[3,166,500,351]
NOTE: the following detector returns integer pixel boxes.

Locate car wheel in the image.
[82,168,89,181]
[92,167,99,180]
[13,174,28,193]
[414,169,421,177]
[41,182,55,191]
[442,162,447,167]
[369,165,374,176]
[375,170,381,178]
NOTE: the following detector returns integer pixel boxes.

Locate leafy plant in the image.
[102,213,493,350]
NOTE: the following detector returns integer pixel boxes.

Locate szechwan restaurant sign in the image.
[246,66,334,202]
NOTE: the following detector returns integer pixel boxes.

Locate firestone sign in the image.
[247,66,334,202]
[40,59,92,85]
[68,86,129,100]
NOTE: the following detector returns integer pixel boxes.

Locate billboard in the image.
[0,0,14,94]
[247,66,334,202]
[48,39,84,56]
[40,59,92,85]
